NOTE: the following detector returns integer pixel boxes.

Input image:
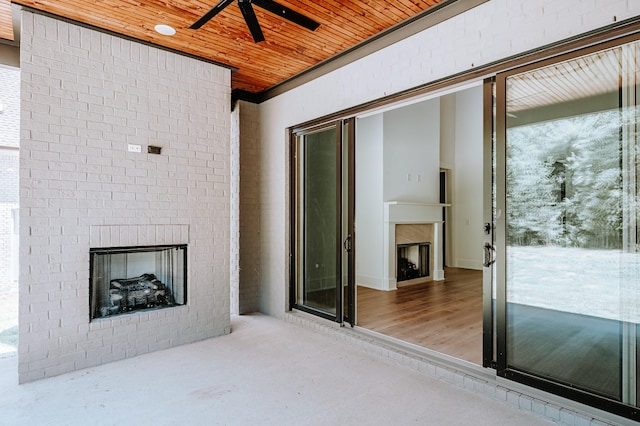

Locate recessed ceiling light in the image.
[155,24,176,36]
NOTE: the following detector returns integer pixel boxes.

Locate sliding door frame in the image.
[482,77,496,368]
[289,119,356,325]
[286,16,640,422]
[344,118,356,327]
[494,31,640,421]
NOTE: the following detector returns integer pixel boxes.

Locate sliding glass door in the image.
[482,78,497,368]
[496,35,640,418]
[291,120,355,324]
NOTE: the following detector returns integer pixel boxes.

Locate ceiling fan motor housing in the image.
[191,0,320,43]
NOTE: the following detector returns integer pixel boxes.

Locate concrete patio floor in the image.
[0,314,551,425]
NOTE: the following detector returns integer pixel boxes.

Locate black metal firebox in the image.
[89,245,187,320]
[396,242,430,282]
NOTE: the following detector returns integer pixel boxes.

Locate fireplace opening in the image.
[89,245,187,320]
[396,242,430,282]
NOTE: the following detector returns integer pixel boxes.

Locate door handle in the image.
[343,234,352,252]
[483,243,496,267]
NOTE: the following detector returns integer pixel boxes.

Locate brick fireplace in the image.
[19,11,231,382]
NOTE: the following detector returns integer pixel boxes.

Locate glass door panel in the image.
[498,37,640,413]
[298,126,340,316]
[292,120,354,323]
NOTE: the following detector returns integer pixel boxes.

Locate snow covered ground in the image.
[507,246,640,323]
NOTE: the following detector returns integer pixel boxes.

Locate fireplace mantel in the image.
[382,202,448,290]
[384,201,449,224]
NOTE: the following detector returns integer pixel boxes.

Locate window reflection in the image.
[504,40,640,404]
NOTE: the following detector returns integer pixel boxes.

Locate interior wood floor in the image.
[508,303,621,399]
[357,267,483,365]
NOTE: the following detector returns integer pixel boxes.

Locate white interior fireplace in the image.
[90,245,187,320]
[383,202,447,290]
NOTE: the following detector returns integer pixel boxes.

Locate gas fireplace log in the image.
[108,273,174,313]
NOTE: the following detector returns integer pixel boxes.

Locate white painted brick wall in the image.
[230,103,240,314]
[19,10,231,383]
[231,101,260,315]
[238,101,260,314]
[254,0,640,317]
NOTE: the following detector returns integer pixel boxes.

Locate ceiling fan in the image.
[190,0,320,43]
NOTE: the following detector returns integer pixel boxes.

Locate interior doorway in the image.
[290,81,491,366]
[353,83,487,365]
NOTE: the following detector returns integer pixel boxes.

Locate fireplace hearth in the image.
[90,245,187,320]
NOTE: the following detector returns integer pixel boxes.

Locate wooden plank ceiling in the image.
[0,0,14,41]
[11,0,445,94]
[507,47,637,112]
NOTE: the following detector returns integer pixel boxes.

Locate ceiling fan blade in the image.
[238,1,265,43]
[190,0,236,29]
[252,0,320,32]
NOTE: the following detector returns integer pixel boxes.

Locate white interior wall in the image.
[439,94,456,171]
[452,85,484,269]
[254,0,640,316]
[383,99,440,203]
[355,114,384,289]
[439,94,456,267]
